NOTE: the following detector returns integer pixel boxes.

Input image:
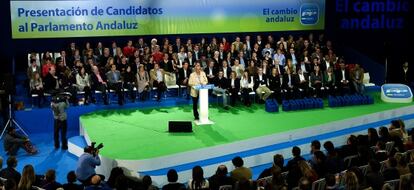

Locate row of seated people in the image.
[27,51,365,108]
[30,32,334,73]
[1,117,413,190]
[26,32,343,103]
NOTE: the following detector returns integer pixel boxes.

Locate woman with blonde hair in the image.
[18,165,36,190]
[297,161,318,183]
[342,171,359,190]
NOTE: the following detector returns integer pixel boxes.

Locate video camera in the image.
[51,93,70,103]
[84,142,104,156]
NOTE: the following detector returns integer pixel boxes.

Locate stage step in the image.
[68,135,87,157]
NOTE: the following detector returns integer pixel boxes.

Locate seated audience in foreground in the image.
[208,165,234,190]
[0,156,21,184]
[188,166,209,190]
[41,169,62,190]
[162,169,185,190]
[364,160,384,190]
[62,171,83,190]
[85,175,111,190]
[230,156,252,182]
[258,154,284,179]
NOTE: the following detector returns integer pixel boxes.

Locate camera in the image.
[51,94,69,103]
[84,142,104,156]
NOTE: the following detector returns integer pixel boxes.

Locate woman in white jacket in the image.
[76,67,92,105]
[240,70,254,107]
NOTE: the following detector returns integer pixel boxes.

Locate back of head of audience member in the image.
[232,156,244,168]
[114,175,129,190]
[18,165,35,190]
[237,179,251,190]
[344,171,359,190]
[310,140,321,153]
[4,179,17,190]
[298,177,311,190]
[90,175,101,186]
[7,156,17,169]
[273,154,284,169]
[66,171,77,184]
[107,167,125,187]
[292,146,301,157]
[323,141,335,155]
[368,160,381,173]
[313,151,326,163]
[325,174,336,188]
[215,165,228,177]
[143,175,153,189]
[45,169,57,183]
[387,157,398,168]
[167,169,178,183]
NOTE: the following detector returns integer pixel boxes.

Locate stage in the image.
[67,93,414,185]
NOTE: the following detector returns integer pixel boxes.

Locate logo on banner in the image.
[300,3,319,25]
[383,84,412,98]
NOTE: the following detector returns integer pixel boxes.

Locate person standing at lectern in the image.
[189,62,208,120]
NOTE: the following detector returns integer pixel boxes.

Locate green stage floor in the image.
[80,93,413,160]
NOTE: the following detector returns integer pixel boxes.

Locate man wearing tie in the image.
[254,68,272,103]
[178,61,192,98]
[189,62,208,120]
[283,68,298,100]
[106,64,124,105]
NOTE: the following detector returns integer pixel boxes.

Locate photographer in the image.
[3,127,33,156]
[51,95,69,150]
[75,143,103,185]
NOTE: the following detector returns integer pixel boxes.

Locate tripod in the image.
[0,94,28,139]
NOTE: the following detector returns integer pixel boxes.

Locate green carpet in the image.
[80,93,413,160]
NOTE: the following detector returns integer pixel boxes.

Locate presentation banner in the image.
[10,0,325,39]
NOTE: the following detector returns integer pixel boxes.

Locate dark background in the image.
[0,0,412,83]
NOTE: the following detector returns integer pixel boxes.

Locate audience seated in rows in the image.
[27,33,382,108]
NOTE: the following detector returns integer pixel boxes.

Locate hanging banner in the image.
[10,0,325,39]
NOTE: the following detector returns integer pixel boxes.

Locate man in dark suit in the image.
[172,37,182,53]
[90,66,109,105]
[254,68,272,103]
[98,48,111,67]
[44,67,61,94]
[106,64,124,105]
[94,42,104,57]
[193,45,202,61]
[286,48,299,67]
[227,71,240,107]
[400,61,413,87]
[58,50,74,69]
[335,61,351,95]
[282,67,298,100]
[205,60,218,84]
[295,68,310,98]
[0,156,21,183]
[160,53,174,72]
[185,52,196,68]
[221,60,232,79]
[178,61,192,98]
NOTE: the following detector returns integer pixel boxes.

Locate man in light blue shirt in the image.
[76,147,101,185]
[273,49,286,67]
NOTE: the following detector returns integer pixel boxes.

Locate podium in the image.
[194,84,215,125]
